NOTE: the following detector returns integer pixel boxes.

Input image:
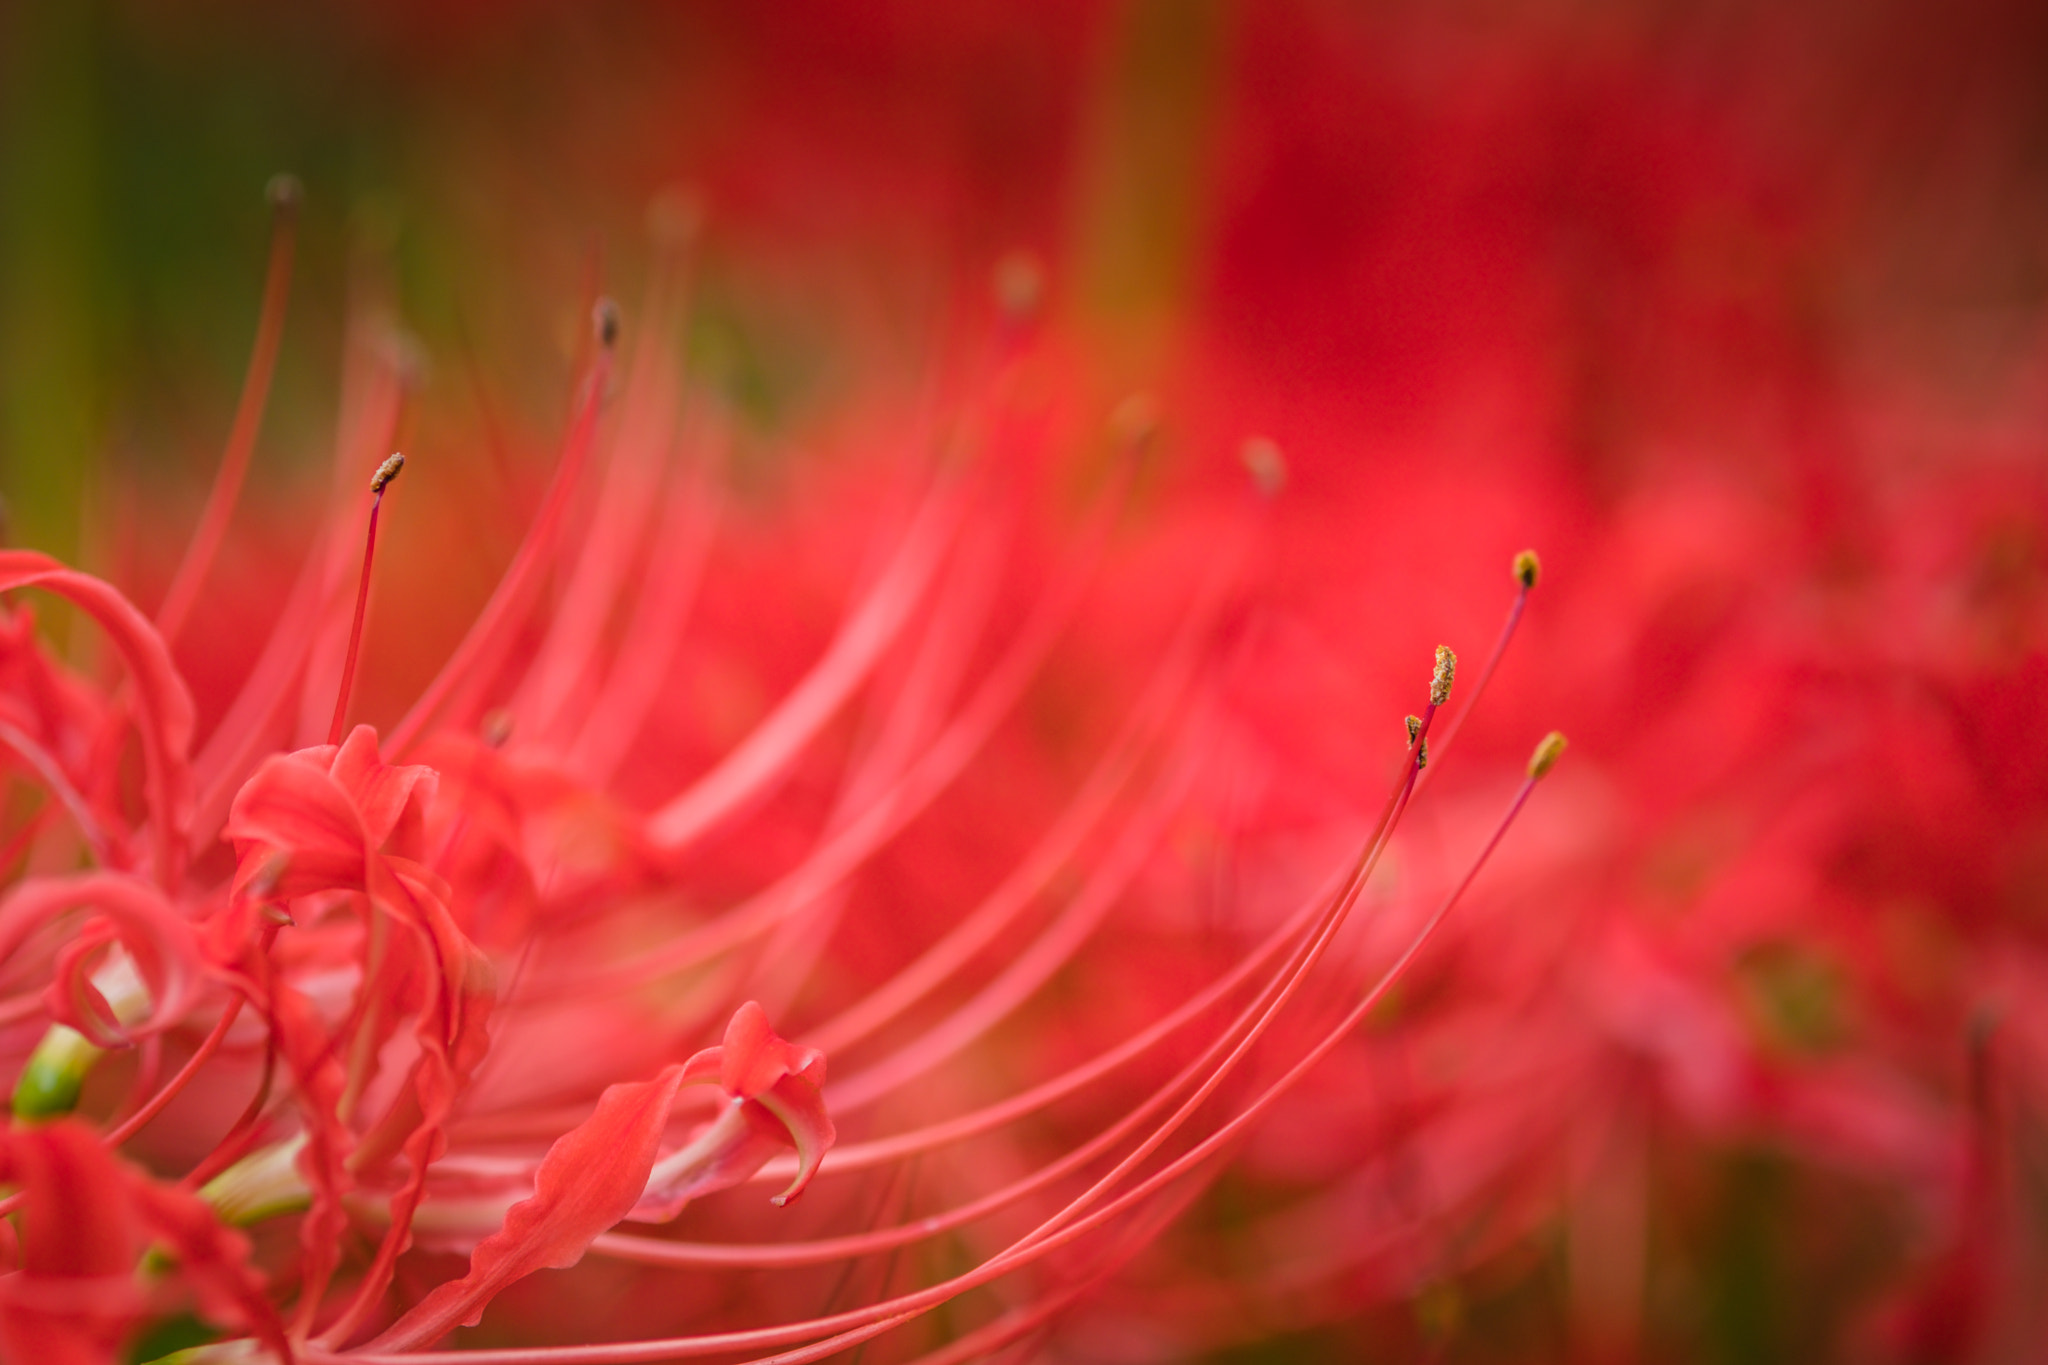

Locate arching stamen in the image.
[1426,548,1540,773]
[383,302,620,755]
[327,453,404,746]
[737,732,1570,1365]
[642,474,965,854]
[103,987,248,1148]
[589,868,1358,1271]
[515,238,696,748]
[768,646,1441,1177]
[157,175,302,645]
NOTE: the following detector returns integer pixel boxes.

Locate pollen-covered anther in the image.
[370,452,405,495]
[1513,548,1541,589]
[1527,730,1568,779]
[1241,436,1286,498]
[1430,644,1457,706]
[1405,714,1428,769]
[594,296,622,349]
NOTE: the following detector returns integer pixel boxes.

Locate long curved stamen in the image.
[188,325,408,846]
[576,663,1451,1307]
[156,175,301,646]
[737,521,1013,1016]
[384,304,619,755]
[327,453,405,746]
[515,238,695,749]
[307,718,1528,1365]
[566,438,719,785]
[587,862,1360,1270]
[101,993,246,1147]
[0,717,114,866]
[641,471,967,855]
[974,736,1568,1275]
[824,735,1210,1114]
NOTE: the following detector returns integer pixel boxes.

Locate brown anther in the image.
[481,708,515,749]
[1240,437,1286,498]
[1404,714,1428,769]
[260,905,296,927]
[370,453,405,495]
[594,297,622,350]
[1430,645,1457,706]
[265,173,304,214]
[1527,731,1568,779]
[1513,549,1541,590]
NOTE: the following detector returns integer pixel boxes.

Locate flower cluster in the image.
[6,4,2048,1358]
[0,185,1576,1364]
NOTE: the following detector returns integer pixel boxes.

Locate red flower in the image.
[10,7,2045,1360]
[0,234,1565,1362]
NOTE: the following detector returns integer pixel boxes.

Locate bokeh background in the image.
[4,2,2048,1361]
[13,1,2045,548]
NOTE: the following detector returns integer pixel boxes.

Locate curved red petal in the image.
[0,873,205,1042]
[757,1072,836,1207]
[717,999,825,1099]
[0,553,195,888]
[328,724,440,855]
[364,1062,686,1351]
[225,749,369,897]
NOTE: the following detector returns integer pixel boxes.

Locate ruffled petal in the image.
[630,1003,837,1219]
[716,998,826,1098]
[225,750,368,898]
[364,1063,686,1351]
[327,725,439,856]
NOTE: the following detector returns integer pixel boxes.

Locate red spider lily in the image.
[0,177,1568,1365]
[10,6,2045,1359]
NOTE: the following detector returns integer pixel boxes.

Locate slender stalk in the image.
[157,176,301,645]
[327,454,404,746]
